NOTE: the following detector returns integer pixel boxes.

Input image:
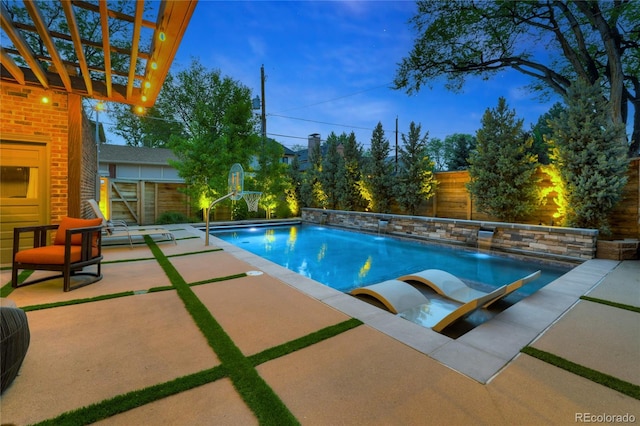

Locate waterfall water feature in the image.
[477,227,495,251]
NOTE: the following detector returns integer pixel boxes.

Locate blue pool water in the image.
[211,224,570,297]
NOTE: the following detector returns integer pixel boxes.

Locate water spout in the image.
[378,219,389,236]
[477,227,495,251]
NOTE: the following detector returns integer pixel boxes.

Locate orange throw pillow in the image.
[53,217,103,246]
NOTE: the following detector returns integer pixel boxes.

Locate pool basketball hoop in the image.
[242,191,262,212]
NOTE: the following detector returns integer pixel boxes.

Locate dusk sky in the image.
[110,1,561,150]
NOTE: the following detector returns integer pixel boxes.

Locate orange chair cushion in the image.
[53,217,103,246]
[15,245,99,265]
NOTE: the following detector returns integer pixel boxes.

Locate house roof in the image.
[100,144,178,166]
[0,1,196,107]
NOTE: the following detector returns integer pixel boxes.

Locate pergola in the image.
[0,0,197,107]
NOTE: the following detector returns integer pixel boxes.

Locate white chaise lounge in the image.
[87,199,176,248]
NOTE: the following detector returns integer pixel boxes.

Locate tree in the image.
[300,141,325,208]
[467,97,541,222]
[364,122,394,213]
[395,1,640,156]
[164,60,259,215]
[444,133,476,171]
[321,132,344,209]
[287,154,302,216]
[548,79,628,233]
[395,122,436,215]
[530,103,566,165]
[337,132,366,210]
[110,102,185,147]
[253,139,291,219]
[425,137,446,171]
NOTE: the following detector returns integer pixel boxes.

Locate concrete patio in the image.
[1,225,638,425]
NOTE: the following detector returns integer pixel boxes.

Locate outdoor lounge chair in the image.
[398,269,541,308]
[87,199,176,248]
[350,279,430,314]
[351,279,508,333]
[12,217,104,292]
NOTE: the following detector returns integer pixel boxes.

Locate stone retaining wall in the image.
[302,208,598,262]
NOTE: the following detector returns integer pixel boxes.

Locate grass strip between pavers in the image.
[32,366,228,426]
[580,295,640,313]
[249,318,363,366]
[167,248,223,258]
[144,236,300,425]
[521,346,640,400]
[1,270,34,297]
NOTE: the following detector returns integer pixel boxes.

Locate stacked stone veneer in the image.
[302,208,598,261]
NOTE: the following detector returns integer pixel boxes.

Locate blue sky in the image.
[114,1,561,149]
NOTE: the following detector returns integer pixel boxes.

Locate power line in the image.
[273,82,393,113]
[269,113,376,132]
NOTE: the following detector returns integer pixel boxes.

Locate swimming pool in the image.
[211,224,570,299]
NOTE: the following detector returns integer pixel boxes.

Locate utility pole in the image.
[260,64,266,141]
[395,116,398,173]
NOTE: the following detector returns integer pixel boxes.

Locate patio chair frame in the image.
[12,224,103,292]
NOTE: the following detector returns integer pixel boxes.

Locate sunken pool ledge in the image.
[302,208,598,262]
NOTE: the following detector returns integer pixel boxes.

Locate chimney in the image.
[308,133,321,160]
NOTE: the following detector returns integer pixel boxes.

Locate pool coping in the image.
[199,226,619,384]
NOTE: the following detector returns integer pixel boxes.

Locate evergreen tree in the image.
[548,79,628,233]
[530,103,565,165]
[337,132,366,210]
[395,122,437,215]
[287,154,303,215]
[321,132,344,209]
[444,133,476,171]
[300,141,325,208]
[365,122,394,213]
[467,97,540,222]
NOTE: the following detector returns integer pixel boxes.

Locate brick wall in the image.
[0,83,69,222]
[80,113,98,218]
[302,208,598,262]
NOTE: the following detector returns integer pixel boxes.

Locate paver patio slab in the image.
[530,300,640,385]
[258,325,506,425]
[586,261,640,308]
[192,274,350,356]
[1,291,219,425]
[169,251,255,283]
[488,354,640,424]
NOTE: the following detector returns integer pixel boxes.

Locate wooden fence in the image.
[106,179,193,225]
[407,158,639,240]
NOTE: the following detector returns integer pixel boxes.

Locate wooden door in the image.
[0,142,48,264]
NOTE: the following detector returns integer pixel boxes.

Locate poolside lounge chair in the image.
[398,269,541,308]
[350,280,430,314]
[87,199,176,248]
[350,280,508,333]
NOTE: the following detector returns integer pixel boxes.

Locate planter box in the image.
[596,240,640,260]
